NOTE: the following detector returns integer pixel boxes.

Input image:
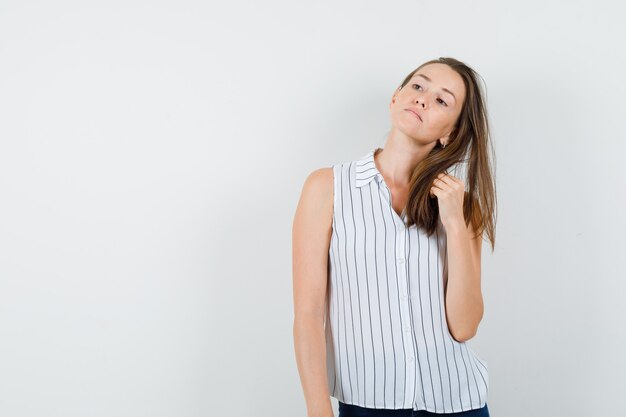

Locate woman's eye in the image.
[413,84,448,107]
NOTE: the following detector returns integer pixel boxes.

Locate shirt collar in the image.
[355,148,384,188]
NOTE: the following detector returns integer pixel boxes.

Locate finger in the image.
[436,173,452,186]
[440,172,458,183]
[444,175,464,189]
[430,183,444,197]
[433,178,449,190]
[447,174,463,186]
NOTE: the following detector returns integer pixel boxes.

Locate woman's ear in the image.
[390,86,402,106]
[390,92,398,107]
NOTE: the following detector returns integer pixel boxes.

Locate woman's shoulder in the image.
[301,167,334,199]
[294,167,335,237]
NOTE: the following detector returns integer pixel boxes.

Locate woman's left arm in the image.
[442,219,483,342]
[430,174,484,342]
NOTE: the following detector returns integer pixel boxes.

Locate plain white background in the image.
[1,1,625,416]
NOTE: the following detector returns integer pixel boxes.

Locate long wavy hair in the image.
[396,57,497,251]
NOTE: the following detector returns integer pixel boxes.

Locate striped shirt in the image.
[324,148,489,413]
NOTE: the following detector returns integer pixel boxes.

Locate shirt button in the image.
[401,294,408,300]
[408,356,414,362]
[397,258,405,264]
[404,325,410,332]
[397,225,404,232]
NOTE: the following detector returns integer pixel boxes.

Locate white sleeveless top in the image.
[325,148,489,413]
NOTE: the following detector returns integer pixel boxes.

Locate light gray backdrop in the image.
[1,1,624,416]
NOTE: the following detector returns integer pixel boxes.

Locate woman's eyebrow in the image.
[414,73,457,102]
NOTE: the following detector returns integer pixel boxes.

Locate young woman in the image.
[293,57,496,417]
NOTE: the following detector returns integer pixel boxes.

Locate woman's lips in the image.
[405,109,422,122]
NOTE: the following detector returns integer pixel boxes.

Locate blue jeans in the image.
[337,401,490,417]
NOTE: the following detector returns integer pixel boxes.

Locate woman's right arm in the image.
[292,167,335,417]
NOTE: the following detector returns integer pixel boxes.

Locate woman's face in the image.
[390,63,466,145]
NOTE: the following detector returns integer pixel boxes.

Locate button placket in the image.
[394,218,416,406]
[377,169,420,409]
